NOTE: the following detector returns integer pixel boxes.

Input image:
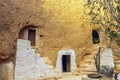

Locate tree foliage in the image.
[84,0,120,46]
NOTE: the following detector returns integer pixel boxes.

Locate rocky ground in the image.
[40,74,103,80]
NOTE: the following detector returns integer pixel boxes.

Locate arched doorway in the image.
[19,25,36,46]
[92,30,100,44]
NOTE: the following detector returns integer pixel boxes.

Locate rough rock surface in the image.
[0,0,108,71]
[0,0,99,79]
[0,0,45,62]
[0,0,97,64]
[0,62,14,80]
[0,0,117,79]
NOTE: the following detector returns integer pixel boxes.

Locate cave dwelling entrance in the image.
[62,55,71,72]
[56,49,76,73]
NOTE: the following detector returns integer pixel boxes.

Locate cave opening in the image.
[92,30,100,44]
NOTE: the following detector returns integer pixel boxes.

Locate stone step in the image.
[80,61,95,66]
[83,55,94,58]
[82,59,94,63]
[81,65,96,68]
[113,56,120,64]
[81,75,99,80]
[62,73,73,76]
[114,57,119,60]
[79,70,97,75]
[84,66,96,70]
[80,60,94,64]
[62,75,81,80]
[79,66,96,71]
[15,39,59,80]
[115,61,120,64]
[17,39,31,50]
[80,63,95,68]
[80,63,95,66]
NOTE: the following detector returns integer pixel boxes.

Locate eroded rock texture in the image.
[0,62,14,80]
[0,0,97,65]
[0,0,45,62]
[0,0,114,79]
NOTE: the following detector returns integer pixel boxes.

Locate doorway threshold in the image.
[62,72,73,76]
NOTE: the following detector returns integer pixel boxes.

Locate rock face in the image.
[0,0,117,79]
[0,62,14,80]
[100,49,114,77]
[0,0,44,62]
[0,0,107,67]
[0,0,98,63]
[15,39,59,80]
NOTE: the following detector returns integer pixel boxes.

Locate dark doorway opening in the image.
[92,30,100,44]
[28,29,36,46]
[62,55,71,72]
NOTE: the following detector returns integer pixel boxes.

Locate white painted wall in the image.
[56,49,76,73]
[15,39,59,80]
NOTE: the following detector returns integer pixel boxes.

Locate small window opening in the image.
[92,30,100,44]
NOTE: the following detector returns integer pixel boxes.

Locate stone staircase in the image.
[14,39,60,80]
[79,45,102,75]
[78,54,97,75]
[77,45,104,75]
[78,45,115,77]
[80,56,95,68]
[76,47,99,75]
[62,74,81,80]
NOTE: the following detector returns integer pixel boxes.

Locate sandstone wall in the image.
[35,0,100,67]
[0,0,110,79]
[0,0,106,68]
[0,62,14,80]
[0,0,45,62]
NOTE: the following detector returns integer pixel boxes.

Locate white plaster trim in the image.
[56,49,76,73]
